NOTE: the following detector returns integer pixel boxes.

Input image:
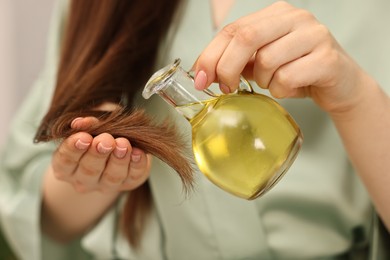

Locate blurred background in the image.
[0,1,56,257]
[0,0,55,146]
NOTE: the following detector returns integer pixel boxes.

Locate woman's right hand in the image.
[51,117,151,194]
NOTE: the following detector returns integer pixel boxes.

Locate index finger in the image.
[193,2,294,91]
[52,132,92,179]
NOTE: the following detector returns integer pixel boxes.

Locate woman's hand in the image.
[193,1,390,230]
[42,114,152,242]
[193,1,369,116]
[51,116,151,194]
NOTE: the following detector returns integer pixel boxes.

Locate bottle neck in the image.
[142,59,212,120]
[158,77,206,120]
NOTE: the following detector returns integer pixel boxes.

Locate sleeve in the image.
[0,1,88,259]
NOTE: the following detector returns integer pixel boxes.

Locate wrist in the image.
[42,166,121,242]
[328,71,380,122]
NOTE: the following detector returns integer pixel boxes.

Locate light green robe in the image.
[1,0,390,259]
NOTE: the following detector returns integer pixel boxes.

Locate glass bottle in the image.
[143,59,303,199]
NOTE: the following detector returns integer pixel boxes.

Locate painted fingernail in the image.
[220,83,231,94]
[194,70,207,90]
[97,142,113,154]
[131,153,141,163]
[71,117,83,129]
[75,139,90,150]
[113,146,127,159]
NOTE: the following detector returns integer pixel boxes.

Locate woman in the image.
[1,0,390,259]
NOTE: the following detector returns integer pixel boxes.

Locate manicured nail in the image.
[97,143,113,154]
[75,139,90,150]
[113,146,127,159]
[71,117,83,129]
[131,153,141,163]
[219,83,231,94]
[194,70,207,90]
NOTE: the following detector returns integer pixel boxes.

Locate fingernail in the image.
[220,83,231,94]
[75,139,90,150]
[114,146,127,159]
[194,70,207,90]
[97,142,113,154]
[131,153,141,163]
[71,117,83,129]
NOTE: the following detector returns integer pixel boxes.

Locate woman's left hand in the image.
[193,1,369,116]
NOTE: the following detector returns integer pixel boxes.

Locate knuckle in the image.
[235,25,257,46]
[104,172,125,184]
[269,87,286,99]
[253,72,269,89]
[127,176,146,190]
[129,169,147,181]
[52,170,67,181]
[316,23,331,37]
[51,161,61,173]
[256,50,276,71]
[316,40,341,70]
[296,8,315,21]
[323,48,340,67]
[269,81,290,99]
[216,64,240,89]
[273,1,291,8]
[314,24,334,47]
[273,68,293,88]
[112,155,130,166]
[136,168,150,180]
[120,182,135,191]
[220,22,239,38]
[56,148,78,166]
[78,164,101,177]
[197,54,212,67]
[216,64,231,80]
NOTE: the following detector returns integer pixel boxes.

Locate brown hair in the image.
[34,0,193,248]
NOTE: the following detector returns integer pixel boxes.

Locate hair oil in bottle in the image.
[177,92,302,199]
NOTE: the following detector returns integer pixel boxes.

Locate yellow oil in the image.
[177,92,302,200]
